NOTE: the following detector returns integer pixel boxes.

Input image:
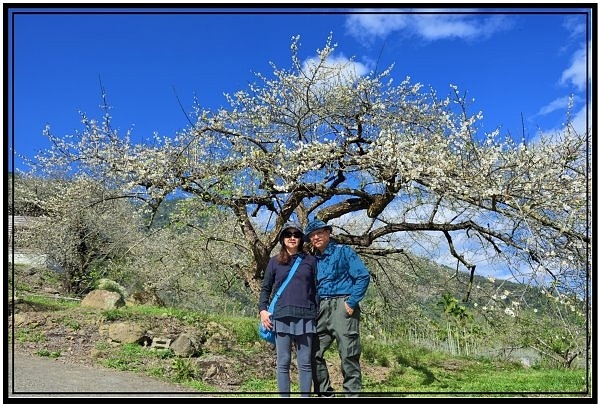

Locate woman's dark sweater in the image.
[258,253,317,320]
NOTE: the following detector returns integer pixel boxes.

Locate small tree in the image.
[438,292,475,355]
[516,290,587,368]
[124,198,257,312]
[12,174,143,294]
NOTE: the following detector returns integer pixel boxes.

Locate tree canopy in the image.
[28,35,590,298]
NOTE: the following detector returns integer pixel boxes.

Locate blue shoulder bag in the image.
[258,256,302,344]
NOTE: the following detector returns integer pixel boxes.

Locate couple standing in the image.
[258,219,371,397]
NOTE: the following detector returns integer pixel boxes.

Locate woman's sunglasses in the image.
[282,231,303,239]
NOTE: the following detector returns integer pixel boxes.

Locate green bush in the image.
[95,278,127,298]
[362,340,391,367]
[172,358,198,382]
[101,309,124,321]
[37,348,61,358]
[228,317,259,345]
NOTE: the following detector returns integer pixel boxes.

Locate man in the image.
[304,219,371,397]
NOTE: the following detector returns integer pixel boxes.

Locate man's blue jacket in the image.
[314,241,370,309]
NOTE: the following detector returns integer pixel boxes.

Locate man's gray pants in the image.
[312,296,362,395]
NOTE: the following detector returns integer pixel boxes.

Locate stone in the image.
[170,334,196,357]
[107,322,146,344]
[80,289,125,310]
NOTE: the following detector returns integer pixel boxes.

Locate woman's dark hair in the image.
[277,239,304,264]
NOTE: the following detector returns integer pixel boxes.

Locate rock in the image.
[125,283,164,307]
[12,313,28,327]
[170,334,196,357]
[204,331,233,354]
[107,321,146,344]
[80,289,125,310]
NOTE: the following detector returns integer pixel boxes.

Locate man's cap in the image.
[304,219,332,240]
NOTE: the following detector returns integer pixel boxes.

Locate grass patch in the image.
[361,341,589,395]
[99,343,147,371]
[171,358,200,382]
[362,339,392,367]
[449,367,589,393]
[15,328,45,343]
[11,281,32,292]
[37,348,61,358]
[55,316,81,331]
[19,294,80,311]
[100,305,212,325]
[215,316,258,346]
[184,380,220,392]
[237,377,279,396]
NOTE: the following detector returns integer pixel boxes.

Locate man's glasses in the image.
[282,231,303,239]
[308,228,329,239]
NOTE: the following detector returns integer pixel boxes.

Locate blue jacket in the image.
[314,242,370,309]
[259,253,318,320]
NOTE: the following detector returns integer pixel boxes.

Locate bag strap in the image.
[267,255,303,313]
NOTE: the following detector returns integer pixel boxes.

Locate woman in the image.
[258,221,318,397]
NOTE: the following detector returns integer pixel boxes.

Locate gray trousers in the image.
[275,332,313,397]
[312,296,362,395]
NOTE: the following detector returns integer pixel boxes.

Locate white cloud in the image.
[345,12,410,39]
[531,23,590,138]
[345,11,509,43]
[537,96,572,116]
[412,14,481,40]
[560,46,588,91]
[562,15,586,38]
[302,54,370,79]
[534,102,589,142]
[570,104,589,134]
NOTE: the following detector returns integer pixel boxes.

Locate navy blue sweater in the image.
[258,253,318,320]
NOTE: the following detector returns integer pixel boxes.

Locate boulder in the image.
[80,289,125,310]
[107,321,146,344]
[170,333,196,357]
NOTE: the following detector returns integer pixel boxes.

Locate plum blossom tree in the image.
[29,34,590,301]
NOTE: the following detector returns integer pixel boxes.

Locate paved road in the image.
[6,350,203,399]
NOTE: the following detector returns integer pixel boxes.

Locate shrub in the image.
[96,278,127,299]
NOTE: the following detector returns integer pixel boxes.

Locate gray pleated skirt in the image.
[274,317,316,335]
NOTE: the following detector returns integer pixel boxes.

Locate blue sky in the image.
[7,5,592,173]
